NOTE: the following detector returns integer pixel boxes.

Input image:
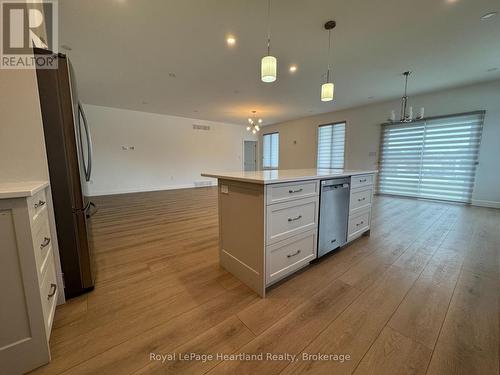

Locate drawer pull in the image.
[356,221,365,227]
[358,197,366,202]
[47,283,57,299]
[359,179,367,183]
[287,249,301,258]
[288,215,302,222]
[40,237,51,249]
[34,200,46,209]
[288,188,303,194]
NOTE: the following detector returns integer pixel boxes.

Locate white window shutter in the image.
[317,122,346,169]
[379,112,484,203]
[263,133,279,169]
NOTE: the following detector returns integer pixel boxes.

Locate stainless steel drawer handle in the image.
[288,215,302,222]
[358,197,366,202]
[34,200,46,209]
[356,221,365,226]
[40,237,51,249]
[288,188,303,194]
[287,249,301,258]
[359,179,367,183]
[48,283,57,299]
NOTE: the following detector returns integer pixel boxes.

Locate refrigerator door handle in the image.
[78,103,93,181]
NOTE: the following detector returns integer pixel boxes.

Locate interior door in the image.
[244,141,257,171]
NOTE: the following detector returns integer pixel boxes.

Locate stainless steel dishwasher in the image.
[318,178,350,258]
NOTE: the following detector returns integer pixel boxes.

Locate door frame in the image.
[242,140,258,171]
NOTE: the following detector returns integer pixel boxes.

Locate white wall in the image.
[261,79,500,208]
[84,105,258,196]
[0,67,65,303]
[0,69,50,181]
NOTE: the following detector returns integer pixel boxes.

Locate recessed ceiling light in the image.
[226,36,236,46]
[289,65,297,73]
[481,11,497,20]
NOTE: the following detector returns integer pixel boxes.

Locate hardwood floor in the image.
[30,187,500,375]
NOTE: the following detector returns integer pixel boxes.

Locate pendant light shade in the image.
[261,55,277,83]
[321,82,334,102]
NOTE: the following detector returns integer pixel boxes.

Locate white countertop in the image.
[0,181,49,199]
[202,169,377,185]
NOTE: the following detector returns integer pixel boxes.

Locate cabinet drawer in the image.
[28,188,48,222]
[32,212,52,282]
[348,209,371,241]
[351,174,373,189]
[266,181,319,205]
[350,186,373,213]
[40,250,57,339]
[266,230,316,285]
[266,196,318,245]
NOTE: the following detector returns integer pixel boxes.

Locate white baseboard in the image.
[471,199,500,209]
[88,181,217,197]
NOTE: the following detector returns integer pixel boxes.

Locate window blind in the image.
[378,112,484,203]
[317,122,346,169]
[263,132,279,169]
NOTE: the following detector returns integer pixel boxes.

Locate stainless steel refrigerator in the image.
[35,50,96,299]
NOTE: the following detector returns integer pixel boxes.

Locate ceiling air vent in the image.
[193,124,210,131]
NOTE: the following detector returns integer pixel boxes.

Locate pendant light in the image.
[387,71,425,123]
[321,21,336,102]
[261,0,277,83]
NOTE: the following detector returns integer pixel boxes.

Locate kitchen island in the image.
[201,169,377,297]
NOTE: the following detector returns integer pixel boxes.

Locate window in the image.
[378,112,484,203]
[317,122,346,169]
[263,132,279,169]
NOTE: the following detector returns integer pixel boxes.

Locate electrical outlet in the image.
[220,185,229,194]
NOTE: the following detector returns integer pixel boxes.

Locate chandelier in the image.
[246,111,262,134]
[388,71,424,123]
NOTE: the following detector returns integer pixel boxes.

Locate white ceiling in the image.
[59,0,500,125]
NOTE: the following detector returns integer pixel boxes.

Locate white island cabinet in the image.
[0,181,58,375]
[201,169,377,297]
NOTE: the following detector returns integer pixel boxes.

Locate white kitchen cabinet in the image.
[266,196,319,245]
[266,229,317,285]
[347,176,375,243]
[266,180,319,205]
[204,169,377,297]
[0,182,57,375]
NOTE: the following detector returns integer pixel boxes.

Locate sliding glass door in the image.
[378,111,484,203]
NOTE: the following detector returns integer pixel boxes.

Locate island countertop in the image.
[201,168,378,185]
[0,181,49,199]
